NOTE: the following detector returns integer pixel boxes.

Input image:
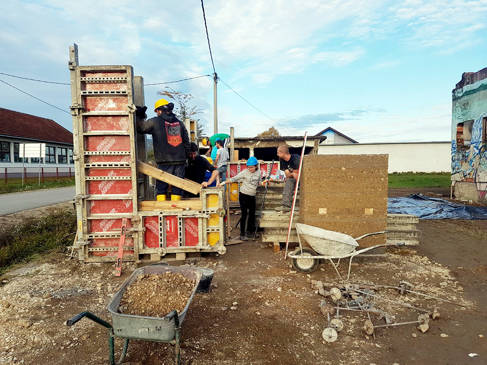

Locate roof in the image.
[0,108,73,145]
[314,127,358,143]
[234,135,323,142]
[454,67,487,90]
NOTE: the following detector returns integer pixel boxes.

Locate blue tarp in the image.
[387,194,487,220]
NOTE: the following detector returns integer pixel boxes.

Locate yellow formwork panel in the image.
[206,194,219,209]
[207,232,220,246]
[208,213,220,226]
[230,182,239,202]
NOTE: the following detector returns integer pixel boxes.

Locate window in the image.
[46,146,56,164]
[58,147,67,164]
[31,157,44,164]
[13,143,24,163]
[68,149,74,164]
[456,120,474,148]
[0,141,10,162]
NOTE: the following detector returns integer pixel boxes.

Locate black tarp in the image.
[387,194,487,220]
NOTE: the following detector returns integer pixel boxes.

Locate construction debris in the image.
[313,279,454,343]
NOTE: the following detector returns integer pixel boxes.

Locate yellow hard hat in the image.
[205,156,213,164]
[154,98,169,112]
[202,137,209,146]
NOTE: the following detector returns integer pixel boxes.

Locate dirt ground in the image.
[0,188,486,364]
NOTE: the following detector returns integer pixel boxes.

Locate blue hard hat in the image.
[246,156,258,166]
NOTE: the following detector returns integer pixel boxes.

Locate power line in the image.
[144,74,211,86]
[0,71,70,85]
[200,0,217,74]
[219,78,276,123]
[0,79,71,115]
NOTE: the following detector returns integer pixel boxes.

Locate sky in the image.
[0,0,486,142]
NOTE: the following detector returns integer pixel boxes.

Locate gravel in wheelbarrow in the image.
[119,272,196,318]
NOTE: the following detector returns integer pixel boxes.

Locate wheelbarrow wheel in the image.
[292,248,319,273]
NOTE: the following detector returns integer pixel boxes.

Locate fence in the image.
[0,167,73,184]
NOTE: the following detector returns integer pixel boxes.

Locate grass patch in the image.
[388,172,451,189]
[0,177,75,194]
[0,209,76,275]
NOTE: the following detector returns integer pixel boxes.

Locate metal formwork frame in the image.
[69,45,140,262]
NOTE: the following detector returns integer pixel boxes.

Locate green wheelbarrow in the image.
[66,265,213,364]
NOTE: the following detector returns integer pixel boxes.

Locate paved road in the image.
[0,187,75,215]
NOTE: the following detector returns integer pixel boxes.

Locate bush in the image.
[0,209,76,274]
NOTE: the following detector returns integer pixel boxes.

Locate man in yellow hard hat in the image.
[137,98,190,201]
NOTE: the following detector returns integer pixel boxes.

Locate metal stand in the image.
[67,310,181,365]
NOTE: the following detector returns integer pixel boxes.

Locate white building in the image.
[0,108,74,178]
[315,127,358,145]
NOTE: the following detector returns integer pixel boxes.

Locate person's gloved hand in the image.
[135,106,147,119]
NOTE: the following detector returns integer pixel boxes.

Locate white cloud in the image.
[390,0,487,52]
[276,103,452,142]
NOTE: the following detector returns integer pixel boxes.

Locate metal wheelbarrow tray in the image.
[108,265,201,342]
[289,223,404,280]
[67,265,208,364]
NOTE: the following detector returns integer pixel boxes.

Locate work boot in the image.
[157,194,166,201]
[171,195,182,201]
[275,206,291,212]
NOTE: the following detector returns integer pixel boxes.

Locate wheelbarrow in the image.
[66,265,213,365]
[289,223,404,280]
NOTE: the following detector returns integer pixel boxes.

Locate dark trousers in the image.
[156,163,186,196]
[239,192,256,236]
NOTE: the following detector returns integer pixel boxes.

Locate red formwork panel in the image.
[90,238,134,257]
[144,216,159,249]
[259,162,279,178]
[87,180,132,195]
[89,200,133,214]
[85,116,130,132]
[86,155,132,164]
[81,71,128,78]
[184,217,199,246]
[229,164,239,178]
[85,136,131,152]
[83,82,127,92]
[89,218,132,233]
[165,216,179,248]
[83,96,129,112]
[86,168,132,177]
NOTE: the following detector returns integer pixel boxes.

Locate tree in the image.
[256,126,281,138]
[159,87,206,136]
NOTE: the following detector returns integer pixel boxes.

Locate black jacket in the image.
[186,155,215,184]
[137,113,190,164]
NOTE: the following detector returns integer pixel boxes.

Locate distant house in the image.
[0,107,74,172]
[451,67,487,202]
[315,127,358,145]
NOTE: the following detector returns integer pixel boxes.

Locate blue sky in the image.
[0,0,486,142]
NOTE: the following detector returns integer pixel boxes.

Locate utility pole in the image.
[213,72,218,134]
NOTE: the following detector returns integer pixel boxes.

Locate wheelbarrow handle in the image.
[66,311,112,329]
[166,309,180,328]
[354,231,386,241]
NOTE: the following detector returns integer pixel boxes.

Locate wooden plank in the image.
[139,199,202,211]
[137,161,201,195]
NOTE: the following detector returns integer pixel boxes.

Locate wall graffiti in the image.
[451,113,487,201]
